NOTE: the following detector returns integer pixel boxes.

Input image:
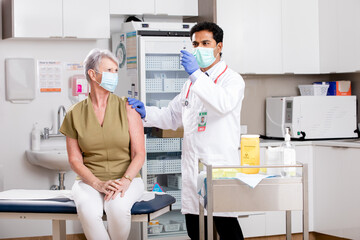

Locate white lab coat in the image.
[144,60,245,215]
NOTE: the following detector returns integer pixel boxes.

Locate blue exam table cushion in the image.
[0,194,176,215]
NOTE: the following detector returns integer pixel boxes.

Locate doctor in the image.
[129,22,245,239]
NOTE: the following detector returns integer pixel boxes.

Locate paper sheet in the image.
[234,173,275,188]
[0,189,164,202]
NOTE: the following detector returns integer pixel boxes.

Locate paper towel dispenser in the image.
[5,58,36,103]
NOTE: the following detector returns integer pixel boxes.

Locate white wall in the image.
[0,5,115,235]
[0,39,110,238]
[0,10,185,238]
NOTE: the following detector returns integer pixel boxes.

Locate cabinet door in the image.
[313,146,360,239]
[282,0,320,73]
[264,145,313,236]
[13,0,62,38]
[318,0,338,73]
[319,0,360,73]
[155,0,198,16]
[336,0,360,72]
[63,0,110,39]
[110,0,155,15]
[217,0,282,74]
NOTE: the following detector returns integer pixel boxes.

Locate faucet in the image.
[57,105,66,134]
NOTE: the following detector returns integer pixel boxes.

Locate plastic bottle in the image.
[240,134,260,174]
[31,122,41,151]
[281,128,296,177]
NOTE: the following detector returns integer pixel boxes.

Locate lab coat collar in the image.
[205,60,226,79]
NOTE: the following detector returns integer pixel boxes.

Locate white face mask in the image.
[95,71,118,92]
[192,46,219,68]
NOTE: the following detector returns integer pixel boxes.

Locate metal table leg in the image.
[286,210,292,240]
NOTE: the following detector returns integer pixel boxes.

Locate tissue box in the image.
[314,81,351,96]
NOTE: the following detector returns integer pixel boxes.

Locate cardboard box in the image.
[314,81,351,96]
[151,127,184,138]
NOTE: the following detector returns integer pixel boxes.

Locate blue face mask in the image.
[95,71,118,92]
[193,47,218,68]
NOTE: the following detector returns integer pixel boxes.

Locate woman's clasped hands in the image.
[94,178,131,201]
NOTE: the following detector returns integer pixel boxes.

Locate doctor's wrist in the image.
[189,69,202,83]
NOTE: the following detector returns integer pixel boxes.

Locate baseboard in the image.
[245,232,351,240]
[1,232,350,240]
[1,234,86,240]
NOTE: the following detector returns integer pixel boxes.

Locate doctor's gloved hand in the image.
[128,97,146,119]
[180,50,199,75]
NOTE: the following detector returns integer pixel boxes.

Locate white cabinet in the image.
[63,0,110,39]
[241,145,312,238]
[2,0,63,38]
[281,0,320,73]
[155,0,198,16]
[110,0,155,15]
[2,0,110,39]
[110,0,198,16]
[263,145,313,236]
[313,146,360,239]
[218,0,282,74]
[217,0,360,74]
[319,0,360,73]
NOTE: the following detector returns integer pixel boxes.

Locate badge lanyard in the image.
[182,65,228,132]
[184,65,228,107]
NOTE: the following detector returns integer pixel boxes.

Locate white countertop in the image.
[260,138,360,148]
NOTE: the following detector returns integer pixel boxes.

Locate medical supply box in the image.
[314,80,351,96]
[152,127,184,138]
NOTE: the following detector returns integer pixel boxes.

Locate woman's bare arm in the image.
[111,102,145,198]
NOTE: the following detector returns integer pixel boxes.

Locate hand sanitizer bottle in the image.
[31,122,41,151]
[281,128,296,177]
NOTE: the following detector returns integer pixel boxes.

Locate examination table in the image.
[0,190,175,240]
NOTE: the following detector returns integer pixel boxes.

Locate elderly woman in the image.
[60,48,144,240]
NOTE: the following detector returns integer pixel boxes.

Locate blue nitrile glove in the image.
[180,50,200,75]
[128,97,146,119]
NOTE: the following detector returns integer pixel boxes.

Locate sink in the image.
[26,149,71,172]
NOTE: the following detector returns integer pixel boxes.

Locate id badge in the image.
[198,112,207,132]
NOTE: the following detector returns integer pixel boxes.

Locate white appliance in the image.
[112,21,195,100]
[266,96,358,140]
[112,22,195,239]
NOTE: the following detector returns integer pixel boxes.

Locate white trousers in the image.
[72,178,144,240]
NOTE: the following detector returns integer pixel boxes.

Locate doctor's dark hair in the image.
[83,48,119,82]
[190,22,224,44]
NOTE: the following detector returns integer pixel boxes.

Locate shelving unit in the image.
[140,37,193,239]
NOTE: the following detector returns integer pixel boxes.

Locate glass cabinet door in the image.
[140,36,191,239]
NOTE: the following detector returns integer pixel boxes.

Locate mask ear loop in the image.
[214,43,221,59]
[89,69,102,85]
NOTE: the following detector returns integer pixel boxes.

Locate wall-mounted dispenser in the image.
[5,58,36,103]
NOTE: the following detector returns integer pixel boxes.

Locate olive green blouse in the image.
[60,93,140,181]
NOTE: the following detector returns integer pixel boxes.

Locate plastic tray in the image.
[164,188,181,210]
[148,224,163,234]
[164,222,181,232]
[147,175,158,191]
[147,159,181,174]
[146,138,181,152]
[167,174,182,189]
[145,55,180,70]
[299,84,329,96]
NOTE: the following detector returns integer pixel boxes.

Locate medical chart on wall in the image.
[38,61,62,92]
[126,31,137,69]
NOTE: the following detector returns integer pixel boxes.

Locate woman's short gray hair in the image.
[83,48,119,82]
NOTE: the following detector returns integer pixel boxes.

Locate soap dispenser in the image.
[31,122,41,151]
[281,128,296,177]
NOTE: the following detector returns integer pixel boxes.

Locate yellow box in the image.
[240,135,260,174]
